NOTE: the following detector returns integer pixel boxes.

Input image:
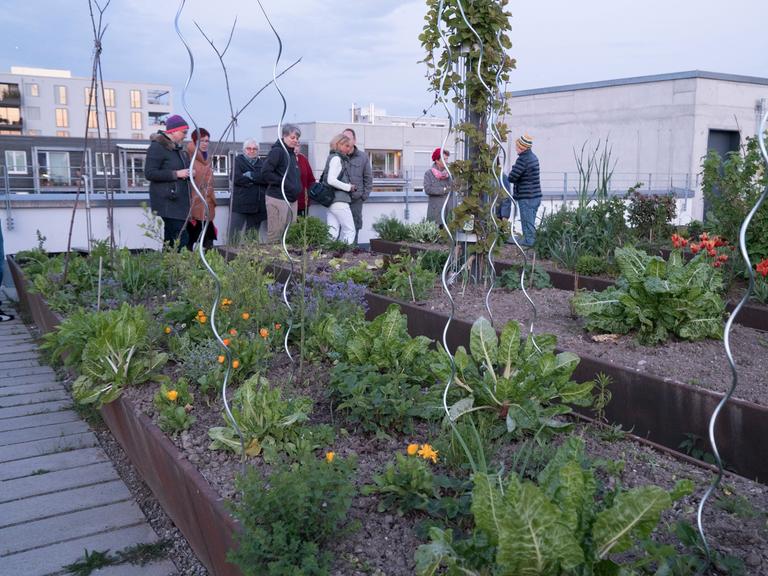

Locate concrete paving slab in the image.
[0,372,61,388]
[0,388,69,408]
[0,399,72,419]
[0,418,90,447]
[0,380,63,397]
[0,479,131,529]
[0,365,56,380]
[90,560,178,576]
[0,358,45,371]
[0,344,38,356]
[0,523,166,576]
[0,430,97,463]
[0,499,148,555]
[0,461,117,503]
[0,446,108,481]
[0,408,80,433]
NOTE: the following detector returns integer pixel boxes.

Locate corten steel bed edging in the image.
[368,239,768,331]
[363,290,768,484]
[9,256,243,576]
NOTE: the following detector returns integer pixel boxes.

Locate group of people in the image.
[145,115,373,249]
[422,133,542,247]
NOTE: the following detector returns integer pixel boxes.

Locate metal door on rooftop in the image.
[703,129,740,221]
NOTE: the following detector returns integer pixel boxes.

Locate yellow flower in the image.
[406,443,419,456]
[259,328,269,339]
[325,451,335,463]
[418,443,438,463]
[164,326,172,334]
[217,355,225,364]
[232,359,240,369]
[199,315,208,324]
[222,298,232,307]
[197,309,204,317]
[166,390,179,402]
[241,312,250,320]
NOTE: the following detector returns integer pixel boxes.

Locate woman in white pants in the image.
[324,133,357,244]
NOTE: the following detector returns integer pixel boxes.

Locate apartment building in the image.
[0,66,173,140]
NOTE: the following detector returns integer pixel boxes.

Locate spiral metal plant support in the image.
[256,0,297,365]
[174,0,244,462]
[696,109,768,567]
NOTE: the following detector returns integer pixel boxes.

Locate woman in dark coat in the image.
[145,114,191,248]
[229,138,266,243]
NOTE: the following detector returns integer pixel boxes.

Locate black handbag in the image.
[309,181,335,207]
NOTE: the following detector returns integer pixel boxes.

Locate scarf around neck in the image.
[431,165,449,180]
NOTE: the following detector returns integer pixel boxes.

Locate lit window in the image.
[106,110,116,129]
[55,85,67,105]
[85,87,95,107]
[368,149,402,179]
[87,110,98,129]
[131,133,144,140]
[56,130,70,138]
[131,111,142,130]
[212,154,228,176]
[55,108,69,128]
[0,107,21,125]
[130,89,141,108]
[104,88,116,108]
[29,83,39,97]
[4,150,27,174]
[95,153,115,175]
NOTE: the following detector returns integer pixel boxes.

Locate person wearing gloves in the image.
[423,147,452,224]
[230,139,266,243]
[145,114,191,248]
[323,133,357,244]
[185,128,217,250]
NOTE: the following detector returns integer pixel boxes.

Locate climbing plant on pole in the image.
[419,0,515,257]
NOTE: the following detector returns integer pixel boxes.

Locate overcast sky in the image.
[2,0,766,140]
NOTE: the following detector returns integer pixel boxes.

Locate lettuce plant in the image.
[432,317,593,441]
[571,245,725,345]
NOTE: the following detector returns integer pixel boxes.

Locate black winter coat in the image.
[261,140,302,203]
[232,154,266,215]
[507,149,541,200]
[145,132,191,220]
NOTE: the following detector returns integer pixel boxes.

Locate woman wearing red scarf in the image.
[424,147,452,223]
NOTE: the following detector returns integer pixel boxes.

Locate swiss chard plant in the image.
[416,437,694,575]
[571,245,725,345]
[432,317,593,441]
[374,253,437,302]
[208,373,315,460]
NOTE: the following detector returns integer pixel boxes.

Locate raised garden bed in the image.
[11,254,768,575]
[369,238,768,332]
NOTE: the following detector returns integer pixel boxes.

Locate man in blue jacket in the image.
[507,134,541,247]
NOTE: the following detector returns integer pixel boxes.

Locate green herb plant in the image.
[572,245,725,345]
[229,455,357,576]
[153,378,196,434]
[626,190,677,244]
[407,219,443,244]
[285,216,331,248]
[373,215,410,242]
[375,253,436,302]
[498,263,552,291]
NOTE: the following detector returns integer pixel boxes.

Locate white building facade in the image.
[503,71,768,221]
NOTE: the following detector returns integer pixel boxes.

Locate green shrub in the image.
[331,261,375,285]
[229,455,357,576]
[286,216,331,248]
[572,246,725,345]
[686,219,704,240]
[373,215,410,242]
[420,250,449,274]
[498,263,552,290]
[154,378,196,434]
[375,253,436,302]
[407,219,442,244]
[574,254,607,276]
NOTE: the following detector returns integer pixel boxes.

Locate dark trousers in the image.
[162,217,189,251]
[186,220,216,250]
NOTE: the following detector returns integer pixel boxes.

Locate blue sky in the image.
[2,0,765,140]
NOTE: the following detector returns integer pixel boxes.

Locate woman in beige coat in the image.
[186,128,217,249]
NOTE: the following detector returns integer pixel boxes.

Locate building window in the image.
[38,150,72,186]
[131,111,142,130]
[0,83,20,101]
[369,149,402,179]
[4,150,27,174]
[85,87,96,107]
[131,133,144,140]
[130,89,141,108]
[147,89,170,106]
[149,112,168,126]
[212,155,228,176]
[28,83,39,97]
[55,85,68,105]
[25,129,41,136]
[56,130,70,138]
[0,107,21,125]
[87,110,98,129]
[55,108,69,128]
[104,88,116,107]
[106,110,116,129]
[95,153,115,175]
